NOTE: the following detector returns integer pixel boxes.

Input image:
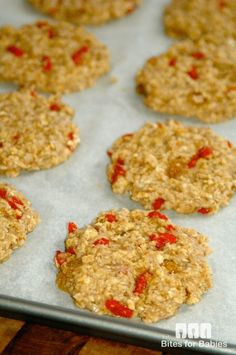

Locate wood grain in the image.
[0,317,24,353]
[79,338,163,355]
[2,322,88,355]
[0,317,204,355]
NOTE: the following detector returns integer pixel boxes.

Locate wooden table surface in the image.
[0,316,202,355]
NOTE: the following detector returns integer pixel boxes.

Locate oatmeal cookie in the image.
[0,183,40,263]
[136,37,236,123]
[164,0,236,41]
[107,120,236,215]
[0,88,79,177]
[55,209,212,323]
[0,21,110,93]
[28,0,140,26]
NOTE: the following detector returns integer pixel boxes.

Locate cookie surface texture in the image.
[107,120,236,214]
[28,0,140,25]
[164,0,236,41]
[56,209,212,323]
[0,89,79,177]
[0,183,40,263]
[0,21,110,93]
[136,37,236,123]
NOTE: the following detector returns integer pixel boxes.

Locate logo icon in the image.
[176,323,211,339]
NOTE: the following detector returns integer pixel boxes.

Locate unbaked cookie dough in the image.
[0,183,40,263]
[28,0,140,26]
[55,209,212,323]
[0,88,79,177]
[136,37,236,123]
[107,120,236,215]
[0,21,110,93]
[164,0,236,41]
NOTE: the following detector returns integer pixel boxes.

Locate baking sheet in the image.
[0,0,236,352]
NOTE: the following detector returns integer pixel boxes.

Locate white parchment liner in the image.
[0,0,235,346]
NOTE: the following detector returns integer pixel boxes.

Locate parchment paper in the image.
[0,0,235,347]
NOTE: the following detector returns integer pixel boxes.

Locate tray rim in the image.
[0,294,235,354]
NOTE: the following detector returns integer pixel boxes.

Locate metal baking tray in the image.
[0,0,236,353]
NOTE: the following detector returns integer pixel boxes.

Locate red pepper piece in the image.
[72,46,89,65]
[147,210,168,220]
[105,299,133,318]
[156,233,177,248]
[122,133,133,139]
[93,238,109,246]
[67,132,74,140]
[12,134,20,142]
[105,213,117,223]
[54,251,68,267]
[134,271,151,295]
[188,146,213,168]
[42,56,52,72]
[11,196,24,206]
[227,140,233,148]
[107,150,112,158]
[67,247,76,255]
[166,224,175,232]
[36,21,48,28]
[116,158,124,165]
[7,199,18,210]
[47,28,55,38]
[227,85,236,92]
[187,66,198,80]
[126,5,137,14]
[48,7,57,14]
[169,57,177,67]
[187,155,198,168]
[197,146,213,158]
[7,45,24,57]
[30,90,37,98]
[191,52,205,59]
[149,233,177,249]
[149,233,159,241]
[68,222,78,233]
[0,188,7,200]
[152,197,165,210]
[49,103,61,111]
[219,0,226,10]
[36,21,54,38]
[197,207,212,214]
[0,189,21,210]
[111,163,126,184]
